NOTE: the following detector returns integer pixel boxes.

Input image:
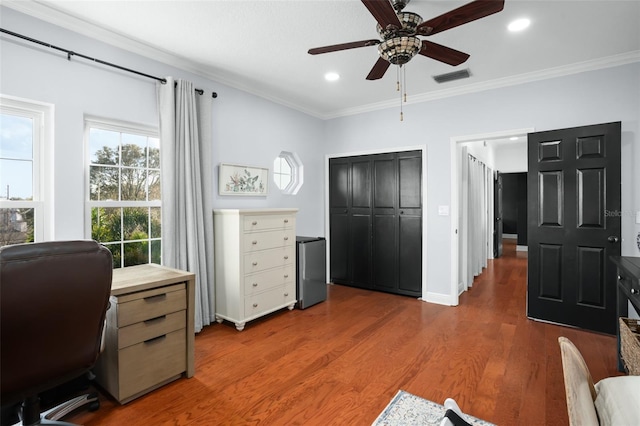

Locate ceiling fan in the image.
[308,0,505,80]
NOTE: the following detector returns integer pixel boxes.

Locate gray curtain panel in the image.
[157,77,215,333]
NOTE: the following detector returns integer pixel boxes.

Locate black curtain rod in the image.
[1,28,218,98]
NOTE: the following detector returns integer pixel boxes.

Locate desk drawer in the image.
[243,247,293,274]
[117,284,186,327]
[243,215,294,232]
[118,311,185,349]
[243,229,294,253]
[244,265,294,296]
[119,328,186,401]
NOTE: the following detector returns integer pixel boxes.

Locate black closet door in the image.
[329,151,422,297]
[397,151,422,294]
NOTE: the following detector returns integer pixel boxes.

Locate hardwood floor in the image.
[67,239,619,425]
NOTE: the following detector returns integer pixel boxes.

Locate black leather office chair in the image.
[0,240,113,426]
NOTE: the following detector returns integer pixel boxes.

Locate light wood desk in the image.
[94,264,195,404]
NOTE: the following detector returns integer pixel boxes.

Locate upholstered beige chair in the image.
[558,336,640,426]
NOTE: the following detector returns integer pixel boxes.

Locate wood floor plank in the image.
[58,239,620,425]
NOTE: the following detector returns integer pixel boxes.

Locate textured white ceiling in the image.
[4,0,640,118]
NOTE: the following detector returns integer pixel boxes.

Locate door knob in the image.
[608,236,619,243]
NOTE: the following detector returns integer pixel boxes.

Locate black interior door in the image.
[527,122,621,335]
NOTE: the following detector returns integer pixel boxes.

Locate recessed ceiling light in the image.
[324,72,340,82]
[508,18,530,32]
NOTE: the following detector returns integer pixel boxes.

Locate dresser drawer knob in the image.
[252,282,258,287]
[284,236,289,241]
[252,240,258,245]
[284,274,289,278]
[284,256,289,260]
[252,261,258,266]
[252,221,258,225]
[618,275,623,281]
[284,219,289,223]
[253,303,258,308]
[284,293,289,297]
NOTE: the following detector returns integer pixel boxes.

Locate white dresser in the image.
[213,208,298,331]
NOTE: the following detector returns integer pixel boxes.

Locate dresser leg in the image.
[215,315,223,324]
[235,322,245,331]
[287,303,295,311]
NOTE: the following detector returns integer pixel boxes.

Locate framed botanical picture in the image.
[218,163,268,196]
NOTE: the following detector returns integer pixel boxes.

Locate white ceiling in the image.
[4,0,640,119]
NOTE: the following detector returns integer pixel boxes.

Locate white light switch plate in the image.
[438,205,450,216]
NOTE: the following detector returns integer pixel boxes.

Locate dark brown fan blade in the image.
[416,0,505,36]
[308,39,380,55]
[366,57,391,80]
[362,0,402,30]
[419,41,470,66]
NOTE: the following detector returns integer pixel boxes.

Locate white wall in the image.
[325,62,640,300]
[494,141,528,173]
[0,7,326,239]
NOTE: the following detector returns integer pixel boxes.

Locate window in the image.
[85,118,161,268]
[0,96,52,245]
[273,151,303,195]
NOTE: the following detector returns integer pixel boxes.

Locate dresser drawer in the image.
[243,229,294,253]
[117,284,186,327]
[244,265,294,296]
[244,247,294,274]
[244,284,296,317]
[243,215,294,232]
[118,310,186,349]
[118,328,186,402]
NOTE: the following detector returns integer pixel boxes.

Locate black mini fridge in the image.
[296,236,326,309]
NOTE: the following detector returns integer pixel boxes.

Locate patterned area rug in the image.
[372,390,496,426]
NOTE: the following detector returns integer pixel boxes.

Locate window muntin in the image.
[273,156,292,190]
[0,96,50,246]
[85,118,161,269]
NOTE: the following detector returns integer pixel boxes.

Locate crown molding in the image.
[323,50,640,119]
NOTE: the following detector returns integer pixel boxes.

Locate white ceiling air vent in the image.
[432,68,471,83]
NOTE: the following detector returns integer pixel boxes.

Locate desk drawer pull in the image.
[144,315,166,324]
[143,294,167,302]
[144,334,166,344]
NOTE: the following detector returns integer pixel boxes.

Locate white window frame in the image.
[84,116,161,267]
[0,95,54,243]
[273,151,303,195]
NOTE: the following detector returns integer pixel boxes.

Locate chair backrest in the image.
[558,336,599,426]
[0,240,113,404]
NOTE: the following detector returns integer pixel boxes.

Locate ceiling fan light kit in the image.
[378,36,422,65]
[308,0,505,119]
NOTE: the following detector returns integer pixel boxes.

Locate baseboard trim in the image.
[503,234,517,239]
[516,245,528,252]
[422,291,457,306]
